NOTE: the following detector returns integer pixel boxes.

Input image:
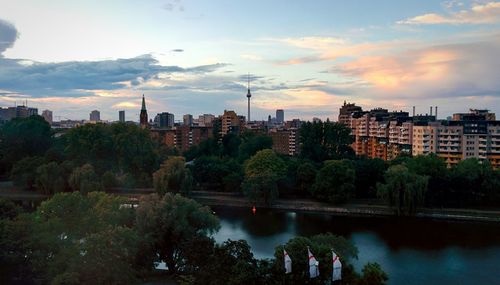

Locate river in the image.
[212,206,500,285]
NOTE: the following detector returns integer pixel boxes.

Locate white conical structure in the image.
[284,249,292,274]
[308,247,319,279]
[332,250,342,282]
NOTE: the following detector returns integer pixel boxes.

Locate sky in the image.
[0,0,499,122]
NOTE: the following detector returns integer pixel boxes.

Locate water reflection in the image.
[212,206,500,285]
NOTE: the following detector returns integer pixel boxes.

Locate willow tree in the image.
[377,165,429,216]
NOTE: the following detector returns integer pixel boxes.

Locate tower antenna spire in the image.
[246,73,252,122]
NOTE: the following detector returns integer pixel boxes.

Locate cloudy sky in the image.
[0,0,499,121]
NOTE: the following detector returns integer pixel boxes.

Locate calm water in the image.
[212,206,500,285]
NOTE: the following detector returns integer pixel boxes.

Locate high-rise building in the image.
[154,112,175,128]
[89,110,100,122]
[276,109,284,124]
[42,110,53,124]
[183,114,193,126]
[119,110,125,122]
[140,94,148,128]
[0,105,38,122]
[338,101,363,126]
[221,110,242,136]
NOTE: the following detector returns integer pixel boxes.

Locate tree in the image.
[27,192,137,284]
[296,161,317,195]
[10,156,46,190]
[194,239,261,285]
[299,121,354,162]
[354,158,387,199]
[359,262,389,285]
[135,193,220,274]
[63,123,160,186]
[222,133,241,158]
[311,160,356,203]
[406,154,449,207]
[243,149,287,205]
[190,156,243,192]
[450,158,499,206]
[35,162,67,194]
[238,132,273,161]
[377,165,429,216]
[0,115,52,175]
[69,163,103,193]
[153,156,193,195]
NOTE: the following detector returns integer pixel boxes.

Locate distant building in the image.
[154,112,175,128]
[140,94,148,128]
[89,110,100,122]
[196,114,215,127]
[221,110,243,136]
[270,129,299,156]
[42,110,53,124]
[119,110,125,122]
[452,109,496,121]
[0,105,38,122]
[276,109,284,124]
[338,101,363,126]
[183,114,193,126]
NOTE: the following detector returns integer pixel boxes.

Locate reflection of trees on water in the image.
[215,207,500,251]
[241,208,290,236]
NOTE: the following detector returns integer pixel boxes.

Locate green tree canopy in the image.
[27,192,137,284]
[243,149,287,205]
[68,163,103,193]
[0,116,52,174]
[299,121,354,162]
[153,156,193,195]
[11,156,46,190]
[135,193,220,274]
[311,160,356,203]
[377,164,429,216]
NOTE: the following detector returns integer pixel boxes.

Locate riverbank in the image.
[1,183,499,223]
[190,191,500,223]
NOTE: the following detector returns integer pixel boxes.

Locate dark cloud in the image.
[0,54,227,97]
[0,19,19,56]
[171,49,184,52]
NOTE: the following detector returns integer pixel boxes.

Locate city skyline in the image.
[1,0,499,121]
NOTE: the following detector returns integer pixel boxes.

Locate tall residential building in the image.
[221,110,243,136]
[276,109,284,124]
[183,114,193,126]
[119,110,125,122]
[270,128,299,156]
[154,112,175,128]
[89,110,100,122]
[338,101,363,126]
[140,94,148,128]
[42,110,53,124]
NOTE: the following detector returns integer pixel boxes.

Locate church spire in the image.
[140,94,148,128]
[141,94,146,111]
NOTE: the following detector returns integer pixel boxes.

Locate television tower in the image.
[246,73,252,122]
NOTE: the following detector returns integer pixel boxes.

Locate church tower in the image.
[140,94,148,128]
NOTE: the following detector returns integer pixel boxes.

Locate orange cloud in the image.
[335,49,458,89]
[399,2,500,25]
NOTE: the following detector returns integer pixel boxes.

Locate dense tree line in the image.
[0,193,387,285]
[2,116,499,214]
